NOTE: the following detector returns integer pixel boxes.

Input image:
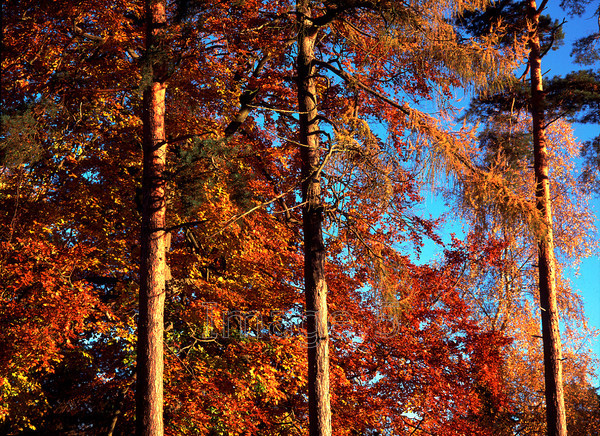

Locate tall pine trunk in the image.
[527,1,567,435]
[137,0,167,434]
[296,1,332,434]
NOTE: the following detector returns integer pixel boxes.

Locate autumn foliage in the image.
[1,0,598,435]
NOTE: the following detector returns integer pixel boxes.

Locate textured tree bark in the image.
[527,1,567,435]
[296,1,332,435]
[136,1,167,435]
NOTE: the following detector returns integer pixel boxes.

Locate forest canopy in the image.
[1,0,599,435]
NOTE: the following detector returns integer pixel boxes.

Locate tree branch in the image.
[72,23,107,43]
[314,59,410,115]
[165,219,208,233]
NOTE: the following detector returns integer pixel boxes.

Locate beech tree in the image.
[1,0,143,432]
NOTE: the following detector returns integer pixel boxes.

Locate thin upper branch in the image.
[314,60,410,115]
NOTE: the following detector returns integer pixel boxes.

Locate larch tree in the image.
[457,1,578,433]
[283,0,521,432]
[449,113,599,434]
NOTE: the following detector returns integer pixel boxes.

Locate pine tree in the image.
[136,0,168,434]
[526,2,567,433]
[296,1,332,434]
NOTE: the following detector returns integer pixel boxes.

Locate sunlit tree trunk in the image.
[296,1,332,434]
[527,1,567,435]
[137,0,167,434]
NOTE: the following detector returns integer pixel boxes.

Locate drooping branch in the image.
[314,60,410,115]
[314,60,539,233]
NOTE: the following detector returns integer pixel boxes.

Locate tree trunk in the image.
[136,1,167,435]
[296,1,332,435]
[527,1,567,435]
